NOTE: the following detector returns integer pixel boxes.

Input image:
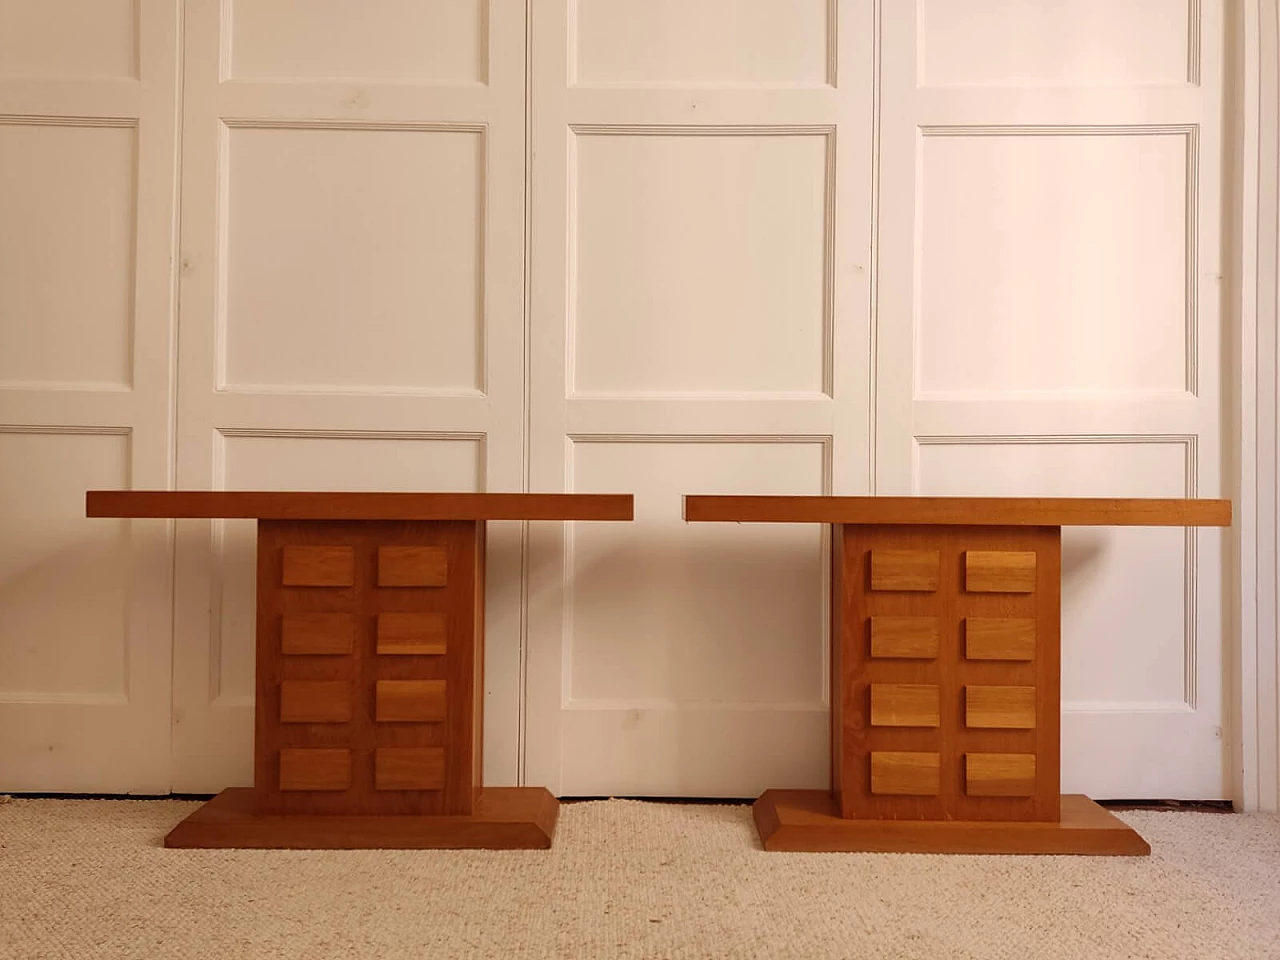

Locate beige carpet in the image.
[1,798,1277,960]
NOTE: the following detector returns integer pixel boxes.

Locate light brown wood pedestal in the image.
[753,790,1149,855]
[88,491,633,851]
[685,495,1232,858]
[164,786,560,850]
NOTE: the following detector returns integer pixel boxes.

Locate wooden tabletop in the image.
[683,496,1232,527]
[87,491,634,522]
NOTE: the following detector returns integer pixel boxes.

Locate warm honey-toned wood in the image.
[683,494,1232,855]
[869,683,941,727]
[966,618,1036,661]
[88,490,634,521]
[870,617,940,659]
[834,524,1060,823]
[870,752,941,795]
[966,753,1036,797]
[375,747,446,791]
[870,550,939,592]
[967,685,1038,729]
[377,612,447,656]
[281,546,354,587]
[378,546,447,587]
[92,490,633,850]
[281,613,355,656]
[279,680,351,723]
[278,748,351,792]
[255,519,482,818]
[376,679,448,723]
[753,791,1150,855]
[966,551,1037,593]
[683,495,1231,527]
[164,787,560,850]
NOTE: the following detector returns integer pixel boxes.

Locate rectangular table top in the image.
[86,491,634,522]
[683,496,1231,527]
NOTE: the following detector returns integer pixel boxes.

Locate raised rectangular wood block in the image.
[870,549,940,592]
[870,751,941,796]
[870,617,940,659]
[966,685,1037,729]
[279,748,351,791]
[966,618,1036,661]
[870,683,940,728]
[279,680,352,723]
[281,545,355,587]
[375,679,447,722]
[281,613,356,656]
[375,747,447,791]
[965,551,1037,593]
[377,546,447,587]
[966,753,1036,797]
[377,612,447,656]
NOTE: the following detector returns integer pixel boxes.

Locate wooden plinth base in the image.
[754,790,1150,855]
[164,787,559,850]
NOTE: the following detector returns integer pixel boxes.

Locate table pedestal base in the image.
[753,790,1149,855]
[164,787,560,850]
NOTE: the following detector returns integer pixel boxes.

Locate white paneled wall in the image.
[168,0,527,792]
[878,2,1226,800]
[0,0,1244,802]
[0,0,180,792]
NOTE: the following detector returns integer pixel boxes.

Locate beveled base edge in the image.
[753,790,1150,856]
[163,787,559,850]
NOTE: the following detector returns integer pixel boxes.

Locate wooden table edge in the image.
[682,495,1231,527]
[86,491,634,522]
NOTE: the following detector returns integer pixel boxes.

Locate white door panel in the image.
[879,1,1227,799]
[527,0,874,797]
[0,0,1237,803]
[0,0,180,792]
[170,0,528,793]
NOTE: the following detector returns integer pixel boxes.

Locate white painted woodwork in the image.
[0,0,1258,805]
[572,130,829,395]
[0,0,137,79]
[881,2,1227,800]
[527,0,873,798]
[0,0,180,793]
[572,0,830,86]
[229,0,486,83]
[0,433,131,697]
[918,131,1190,395]
[170,0,527,792]
[561,440,830,796]
[919,0,1193,87]
[0,123,136,387]
[1236,0,1280,813]
[224,126,484,393]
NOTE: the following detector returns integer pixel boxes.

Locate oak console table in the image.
[87,491,633,850]
[683,496,1231,855]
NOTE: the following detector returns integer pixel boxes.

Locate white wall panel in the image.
[0,0,137,79]
[0,122,136,388]
[0,431,130,698]
[573,0,830,85]
[230,0,486,83]
[918,130,1190,395]
[224,126,484,394]
[569,440,826,704]
[920,0,1192,87]
[572,130,829,396]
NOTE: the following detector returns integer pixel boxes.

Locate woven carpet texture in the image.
[1,798,1277,959]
